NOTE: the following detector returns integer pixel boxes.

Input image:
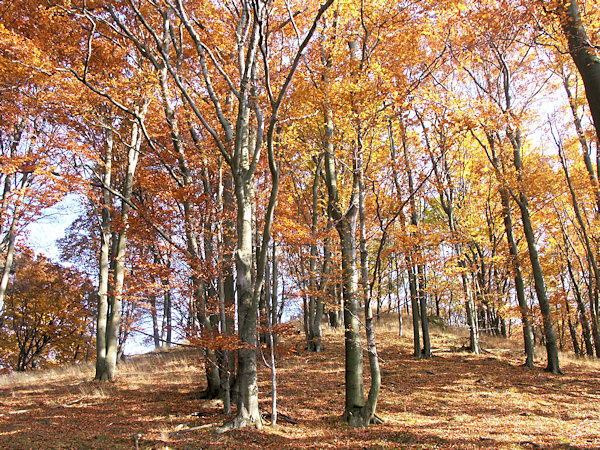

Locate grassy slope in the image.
[1,316,600,449]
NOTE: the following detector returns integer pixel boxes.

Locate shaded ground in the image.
[1,318,599,449]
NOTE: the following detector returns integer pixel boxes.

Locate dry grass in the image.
[1,315,600,448]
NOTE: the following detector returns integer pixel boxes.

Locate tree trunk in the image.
[558,145,600,357]
[230,172,261,428]
[151,292,160,350]
[418,264,431,358]
[499,187,534,367]
[104,107,145,381]
[95,116,113,382]
[396,259,403,337]
[356,127,382,425]
[308,155,324,352]
[338,215,365,423]
[507,127,561,373]
[559,0,600,142]
[407,260,421,357]
[0,225,16,332]
[562,233,595,357]
[464,276,480,354]
[517,196,561,373]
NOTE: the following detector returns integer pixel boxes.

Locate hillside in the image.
[1,319,599,449]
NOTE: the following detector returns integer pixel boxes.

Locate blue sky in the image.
[24,195,82,262]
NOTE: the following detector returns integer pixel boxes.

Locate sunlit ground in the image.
[1,316,599,449]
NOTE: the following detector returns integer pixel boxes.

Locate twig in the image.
[52,395,88,408]
[519,441,541,448]
[260,408,298,424]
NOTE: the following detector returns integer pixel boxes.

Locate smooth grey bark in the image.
[201,162,224,397]
[271,242,279,345]
[561,69,600,214]
[150,250,162,350]
[495,118,560,373]
[150,293,160,350]
[566,299,581,356]
[559,0,600,142]
[475,132,533,365]
[0,212,18,329]
[0,224,16,332]
[323,104,381,426]
[263,242,278,424]
[561,71,600,356]
[103,104,147,382]
[499,188,534,367]
[355,119,382,426]
[465,39,559,371]
[162,289,172,347]
[217,161,233,413]
[0,121,27,329]
[558,214,595,357]
[396,259,403,337]
[566,257,593,356]
[510,157,560,373]
[156,32,235,401]
[307,156,324,352]
[337,211,365,423]
[517,194,561,373]
[388,118,419,352]
[557,145,600,356]
[95,116,114,381]
[417,264,431,358]
[406,255,421,357]
[402,121,429,358]
[88,0,333,428]
[322,110,363,420]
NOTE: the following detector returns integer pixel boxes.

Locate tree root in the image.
[370,413,384,425]
[343,407,384,427]
[215,413,262,434]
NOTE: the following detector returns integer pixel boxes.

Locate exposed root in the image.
[544,366,564,375]
[216,413,262,434]
[343,407,384,427]
[370,413,384,425]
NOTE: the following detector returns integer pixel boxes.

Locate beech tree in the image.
[0,249,94,372]
[556,0,600,142]
[66,0,334,428]
[12,0,600,435]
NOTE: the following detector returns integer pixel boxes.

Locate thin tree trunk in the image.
[499,188,534,367]
[418,264,431,358]
[557,146,600,357]
[95,116,113,381]
[407,259,421,357]
[356,127,382,425]
[0,222,17,331]
[268,245,277,424]
[308,156,324,352]
[517,195,561,373]
[104,105,146,381]
[271,242,279,346]
[151,292,160,350]
[396,259,403,337]
[560,224,595,357]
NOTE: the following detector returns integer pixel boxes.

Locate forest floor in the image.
[1,317,600,449]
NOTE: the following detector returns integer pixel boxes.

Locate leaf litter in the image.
[0,317,599,448]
